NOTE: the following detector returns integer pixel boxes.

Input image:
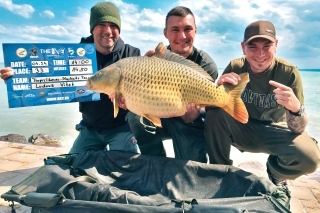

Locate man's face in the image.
[163,14,196,58]
[241,38,278,73]
[92,22,120,54]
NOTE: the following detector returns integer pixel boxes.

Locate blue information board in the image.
[2,43,100,108]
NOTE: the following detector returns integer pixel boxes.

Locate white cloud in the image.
[63,7,90,39]
[0,0,34,18]
[139,8,165,29]
[40,10,55,18]
[0,7,89,50]
[0,0,320,68]
[0,25,6,32]
[104,1,168,54]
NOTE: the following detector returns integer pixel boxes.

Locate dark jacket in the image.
[167,45,218,80]
[167,45,218,127]
[79,35,141,129]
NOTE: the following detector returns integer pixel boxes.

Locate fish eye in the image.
[97,71,102,76]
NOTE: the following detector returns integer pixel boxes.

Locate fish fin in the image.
[153,43,214,81]
[113,94,120,118]
[221,73,250,123]
[143,115,162,128]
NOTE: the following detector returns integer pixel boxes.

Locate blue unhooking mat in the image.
[1,150,291,212]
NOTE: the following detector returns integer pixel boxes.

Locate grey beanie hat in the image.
[89,2,121,33]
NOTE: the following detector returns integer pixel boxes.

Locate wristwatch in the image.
[289,104,305,117]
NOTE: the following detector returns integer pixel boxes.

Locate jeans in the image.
[69,122,139,154]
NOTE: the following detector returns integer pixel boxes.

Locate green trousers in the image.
[204,108,320,179]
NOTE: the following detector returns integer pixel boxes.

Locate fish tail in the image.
[221,73,249,123]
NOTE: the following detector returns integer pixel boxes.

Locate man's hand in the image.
[118,95,127,110]
[0,67,14,82]
[109,93,127,110]
[144,50,155,57]
[217,72,241,86]
[269,80,301,112]
[181,103,201,123]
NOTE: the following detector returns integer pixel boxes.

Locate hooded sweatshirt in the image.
[79,35,141,129]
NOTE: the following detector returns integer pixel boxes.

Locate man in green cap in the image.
[0,2,141,154]
[68,2,141,153]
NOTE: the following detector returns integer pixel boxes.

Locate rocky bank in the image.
[0,133,61,147]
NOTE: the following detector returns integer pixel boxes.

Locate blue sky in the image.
[0,0,319,69]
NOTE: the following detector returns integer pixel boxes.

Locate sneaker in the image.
[266,165,291,197]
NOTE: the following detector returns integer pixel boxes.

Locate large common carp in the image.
[86,43,249,127]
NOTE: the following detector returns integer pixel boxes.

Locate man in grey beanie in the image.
[68,2,141,154]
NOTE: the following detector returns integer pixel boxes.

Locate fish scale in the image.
[120,57,215,116]
[86,42,250,127]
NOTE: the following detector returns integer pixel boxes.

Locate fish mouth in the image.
[86,80,92,90]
